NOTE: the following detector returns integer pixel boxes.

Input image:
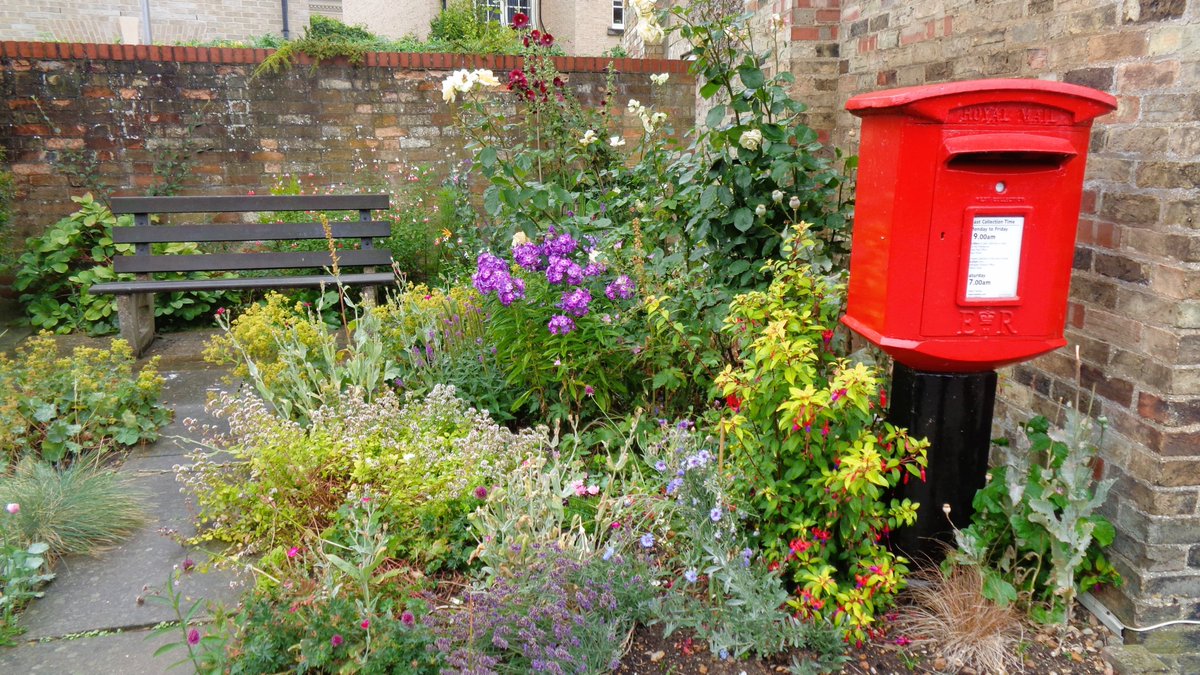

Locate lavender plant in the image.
[430,542,657,674]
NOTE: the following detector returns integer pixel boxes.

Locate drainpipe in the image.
[281,0,291,39]
[139,0,152,44]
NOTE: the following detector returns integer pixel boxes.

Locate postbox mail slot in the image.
[945,134,1076,172]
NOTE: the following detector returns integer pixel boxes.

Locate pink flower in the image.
[247,190,256,196]
[360,619,370,629]
[5,503,18,515]
[187,628,200,646]
[287,546,299,558]
[474,486,489,500]
[400,610,416,627]
[330,634,344,647]
[587,484,600,496]
[181,558,195,573]
[361,496,371,503]
[584,385,595,396]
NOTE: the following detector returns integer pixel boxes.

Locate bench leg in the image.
[117,292,156,357]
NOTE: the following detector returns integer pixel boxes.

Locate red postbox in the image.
[842,79,1116,372]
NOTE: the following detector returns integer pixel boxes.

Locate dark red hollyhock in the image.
[511,12,530,29]
[539,31,554,47]
[507,68,527,90]
[524,29,541,47]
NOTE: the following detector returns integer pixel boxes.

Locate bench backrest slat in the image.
[114,249,392,274]
[112,221,392,244]
[110,194,390,214]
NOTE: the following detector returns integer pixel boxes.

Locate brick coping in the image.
[0,40,692,74]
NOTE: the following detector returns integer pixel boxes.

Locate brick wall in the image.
[0,42,695,243]
[0,0,309,44]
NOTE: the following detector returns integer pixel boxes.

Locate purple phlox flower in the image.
[548,314,575,335]
[558,287,592,317]
[513,242,545,271]
[605,274,635,300]
[545,256,583,285]
[473,251,526,305]
[544,232,578,257]
[582,261,607,277]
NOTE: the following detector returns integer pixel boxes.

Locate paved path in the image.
[0,330,245,674]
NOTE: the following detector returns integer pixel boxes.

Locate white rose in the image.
[631,0,657,19]
[441,77,457,103]
[512,231,530,247]
[474,69,501,88]
[638,21,665,45]
[579,129,599,146]
[738,128,763,151]
[451,69,474,93]
[755,204,767,217]
[609,135,626,147]
[650,73,669,85]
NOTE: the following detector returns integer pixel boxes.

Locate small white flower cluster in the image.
[631,0,665,45]
[649,72,669,85]
[441,68,501,104]
[627,99,668,134]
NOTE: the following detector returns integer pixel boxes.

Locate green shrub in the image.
[13,193,227,335]
[177,385,545,562]
[0,147,15,273]
[0,334,170,464]
[947,410,1122,625]
[0,537,53,646]
[0,458,146,557]
[374,284,516,423]
[716,225,928,644]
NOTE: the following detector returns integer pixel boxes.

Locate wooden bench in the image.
[89,194,395,355]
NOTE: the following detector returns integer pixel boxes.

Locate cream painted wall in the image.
[344,0,438,39]
[542,0,621,56]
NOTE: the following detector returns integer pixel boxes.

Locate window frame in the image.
[485,0,535,27]
[611,0,625,29]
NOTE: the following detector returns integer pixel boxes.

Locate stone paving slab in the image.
[2,331,248,670]
[1,627,177,674]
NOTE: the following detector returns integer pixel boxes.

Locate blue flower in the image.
[666,478,683,495]
[654,461,668,473]
[684,569,698,583]
[710,506,723,522]
[602,546,615,561]
[640,533,654,548]
[718,648,729,660]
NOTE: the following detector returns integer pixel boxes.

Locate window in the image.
[485,0,534,26]
[612,0,625,29]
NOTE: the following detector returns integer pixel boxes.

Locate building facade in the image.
[0,0,318,44]
[344,0,625,56]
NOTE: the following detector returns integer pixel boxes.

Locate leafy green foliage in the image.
[0,335,170,464]
[0,147,16,273]
[13,194,226,335]
[716,226,927,643]
[948,410,1122,625]
[0,538,54,646]
[177,385,544,564]
[254,13,522,76]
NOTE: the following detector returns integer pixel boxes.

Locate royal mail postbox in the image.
[842,79,1116,372]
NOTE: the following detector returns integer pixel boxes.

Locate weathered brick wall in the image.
[832,0,1200,635]
[0,42,695,243]
[0,0,309,44]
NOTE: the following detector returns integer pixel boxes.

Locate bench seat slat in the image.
[90,272,396,295]
[112,221,392,244]
[114,249,392,274]
[110,194,390,214]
